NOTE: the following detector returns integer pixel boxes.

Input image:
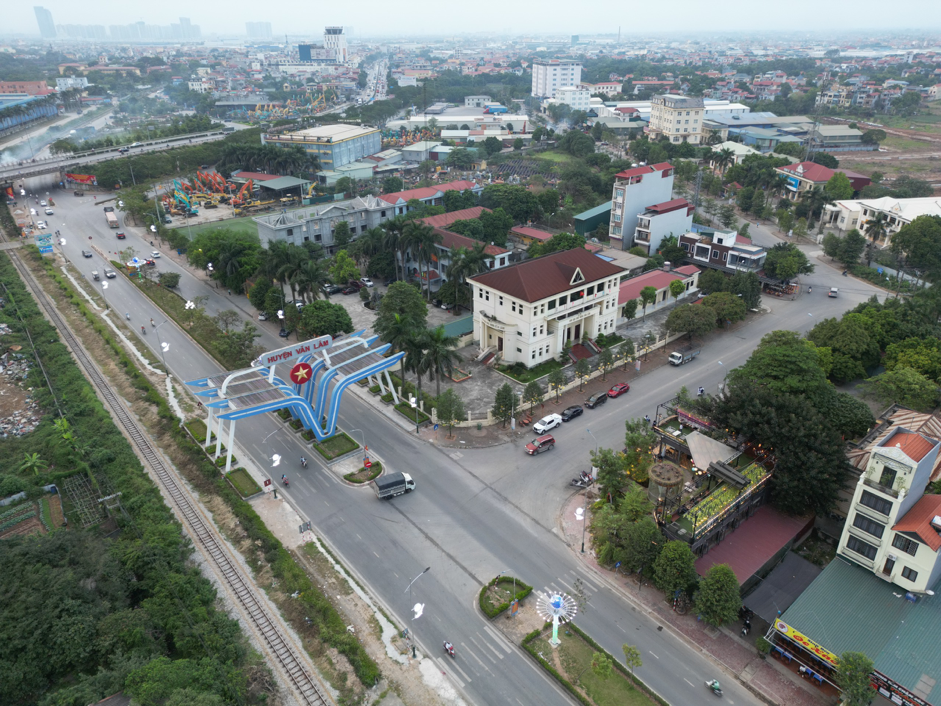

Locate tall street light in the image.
[408,395,420,435]
[404,566,431,658]
[152,319,171,376]
[584,429,599,554]
[349,428,367,463]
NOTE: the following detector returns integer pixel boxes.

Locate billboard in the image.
[785,176,800,191]
[774,620,839,666]
[255,336,332,368]
[65,173,97,185]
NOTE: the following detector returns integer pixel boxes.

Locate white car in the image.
[36,221,47,229]
[30,208,37,216]
[45,208,54,215]
[533,413,563,434]
[360,277,374,287]
[40,200,47,206]
[151,251,161,258]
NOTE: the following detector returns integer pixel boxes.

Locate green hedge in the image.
[16,246,382,691]
[395,402,430,424]
[478,575,533,618]
[343,462,382,484]
[311,432,359,460]
[522,623,593,706]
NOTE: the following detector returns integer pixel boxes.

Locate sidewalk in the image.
[558,493,830,706]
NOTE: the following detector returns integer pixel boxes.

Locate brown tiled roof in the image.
[847,409,941,481]
[470,248,624,303]
[893,495,941,552]
[419,206,489,229]
[433,228,506,257]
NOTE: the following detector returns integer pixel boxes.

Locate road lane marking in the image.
[460,642,491,672]
[355,533,362,540]
[468,633,499,663]
[684,678,694,687]
[323,500,330,507]
[482,625,513,653]
[649,651,659,659]
[448,659,472,685]
[373,551,380,558]
[571,574,599,592]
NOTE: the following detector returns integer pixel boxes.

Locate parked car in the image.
[585,392,608,409]
[561,405,583,422]
[360,277,374,287]
[74,190,84,196]
[81,250,93,258]
[258,312,269,321]
[525,434,556,455]
[163,215,172,224]
[346,280,364,290]
[36,221,47,229]
[341,286,358,295]
[278,328,291,338]
[608,382,630,398]
[533,413,563,434]
[116,232,126,239]
[321,283,343,295]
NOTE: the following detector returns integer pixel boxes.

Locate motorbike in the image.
[705,680,723,697]
[570,478,590,488]
[443,641,455,658]
[301,458,308,469]
[842,270,849,276]
[281,475,290,487]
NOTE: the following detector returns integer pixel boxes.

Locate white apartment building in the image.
[607,163,677,251]
[839,424,941,594]
[823,196,941,245]
[469,248,625,368]
[552,86,591,112]
[323,26,348,64]
[647,95,704,144]
[531,60,582,99]
[56,76,89,90]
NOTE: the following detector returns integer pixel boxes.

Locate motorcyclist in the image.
[300,457,308,468]
[150,318,155,327]
[443,641,454,656]
[141,325,146,334]
[125,312,131,320]
[707,679,721,692]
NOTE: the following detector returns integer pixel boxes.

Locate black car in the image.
[561,405,583,422]
[81,250,93,258]
[278,328,291,338]
[321,283,343,295]
[585,392,608,409]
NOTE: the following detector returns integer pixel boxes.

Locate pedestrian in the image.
[227,289,232,296]
[644,414,651,424]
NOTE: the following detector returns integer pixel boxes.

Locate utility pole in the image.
[693,167,703,209]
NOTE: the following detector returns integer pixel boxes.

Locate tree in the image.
[548,368,566,403]
[248,279,272,312]
[522,381,545,412]
[763,242,814,281]
[420,326,461,396]
[892,215,941,283]
[621,299,638,321]
[513,137,523,151]
[297,300,353,339]
[718,204,737,229]
[694,564,741,627]
[436,388,466,437]
[885,337,941,383]
[482,136,503,157]
[332,220,353,249]
[702,291,747,327]
[736,186,755,213]
[18,452,48,476]
[375,282,428,336]
[776,209,794,234]
[158,271,181,288]
[668,279,686,307]
[839,229,867,267]
[665,304,716,339]
[824,172,854,202]
[837,652,875,706]
[793,217,809,239]
[381,176,404,193]
[811,152,839,169]
[598,348,615,381]
[622,645,643,685]
[329,250,360,285]
[639,286,657,320]
[575,358,591,391]
[446,147,474,170]
[213,309,241,334]
[492,383,517,427]
[653,541,697,596]
[859,368,939,412]
[589,652,613,683]
[729,271,762,310]
[591,448,627,501]
[527,232,586,259]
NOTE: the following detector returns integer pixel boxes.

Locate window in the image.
[548,299,556,310]
[558,295,567,306]
[532,351,536,360]
[892,534,919,557]
[478,289,483,298]
[539,325,544,335]
[315,234,322,242]
[879,466,898,488]
[512,302,517,313]
[846,536,878,561]
[597,281,605,292]
[902,567,919,582]
[287,228,294,236]
[516,347,522,353]
[532,327,536,337]
[860,490,893,515]
[852,513,885,538]
[711,251,719,259]
[498,296,503,306]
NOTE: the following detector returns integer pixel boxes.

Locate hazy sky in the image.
[7,1,941,38]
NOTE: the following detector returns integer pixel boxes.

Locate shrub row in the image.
[478,575,533,618]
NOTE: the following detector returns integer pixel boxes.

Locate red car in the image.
[608,383,630,398]
[116,232,126,239]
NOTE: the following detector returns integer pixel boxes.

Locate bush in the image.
[478,575,533,618]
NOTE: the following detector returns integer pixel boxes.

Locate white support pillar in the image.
[215,418,225,459]
[376,374,387,395]
[205,406,215,450]
[385,370,400,404]
[224,420,237,473]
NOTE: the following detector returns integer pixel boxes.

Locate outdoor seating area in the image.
[671,462,768,536]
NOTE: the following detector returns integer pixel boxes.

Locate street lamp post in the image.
[584,429,599,554]
[152,319,171,376]
[404,566,430,658]
[350,428,367,463]
[408,395,420,435]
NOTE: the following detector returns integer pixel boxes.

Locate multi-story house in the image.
[253,195,393,251]
[607,163,676,251]
[678,229,767,272]
[839,426,941,594]
[646,95,704,144]
[632,198,694,256]
[378,180,482,215]
[469,248,625,368]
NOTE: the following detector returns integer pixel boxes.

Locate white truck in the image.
[374,472,415,499]
[668,347,701,366]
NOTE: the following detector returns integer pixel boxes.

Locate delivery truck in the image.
[668,347,701,366]
[374,472,415,499]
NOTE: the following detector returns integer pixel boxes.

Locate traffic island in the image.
[344,462,382,484]
[522,621,668,706]
[479,575,533,618]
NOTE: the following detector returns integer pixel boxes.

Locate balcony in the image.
[634,228,651,245]
[863,477,899,498]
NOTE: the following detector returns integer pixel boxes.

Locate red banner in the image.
[65,173,97,185]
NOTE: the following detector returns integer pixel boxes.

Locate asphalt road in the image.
[32,186,887,706]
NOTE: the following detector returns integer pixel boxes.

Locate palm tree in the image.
[421,326,462,397]
[380,313,416,389]
[404,221,442,300]
[382,216,409,282]
[864,212,889,266]
[277,244,308,302]
[713,148,735,175]
[799,186,831,228]
[404,334,428,402]
[293,259,330,303]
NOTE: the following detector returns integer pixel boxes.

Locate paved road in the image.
[35,189,888,706]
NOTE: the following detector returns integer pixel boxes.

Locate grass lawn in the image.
[881,135,938,152]
[227,468,262,497]
[497,357,564,384]
[174,215,259,238]
[535,150,577,164]
[395,402,430,424]
[532,629,651,706]
[312,432,359,460]
[344,462,382,483]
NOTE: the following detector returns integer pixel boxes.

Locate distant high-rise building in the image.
[531,60,581,99]
[323,26,347,64]
[34,6,56,39]
[571,35,579,45]
[246,22,273,40]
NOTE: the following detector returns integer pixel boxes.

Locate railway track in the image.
[2,246,333,706]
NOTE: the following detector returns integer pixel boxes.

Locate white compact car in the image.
[533,414,563,434]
